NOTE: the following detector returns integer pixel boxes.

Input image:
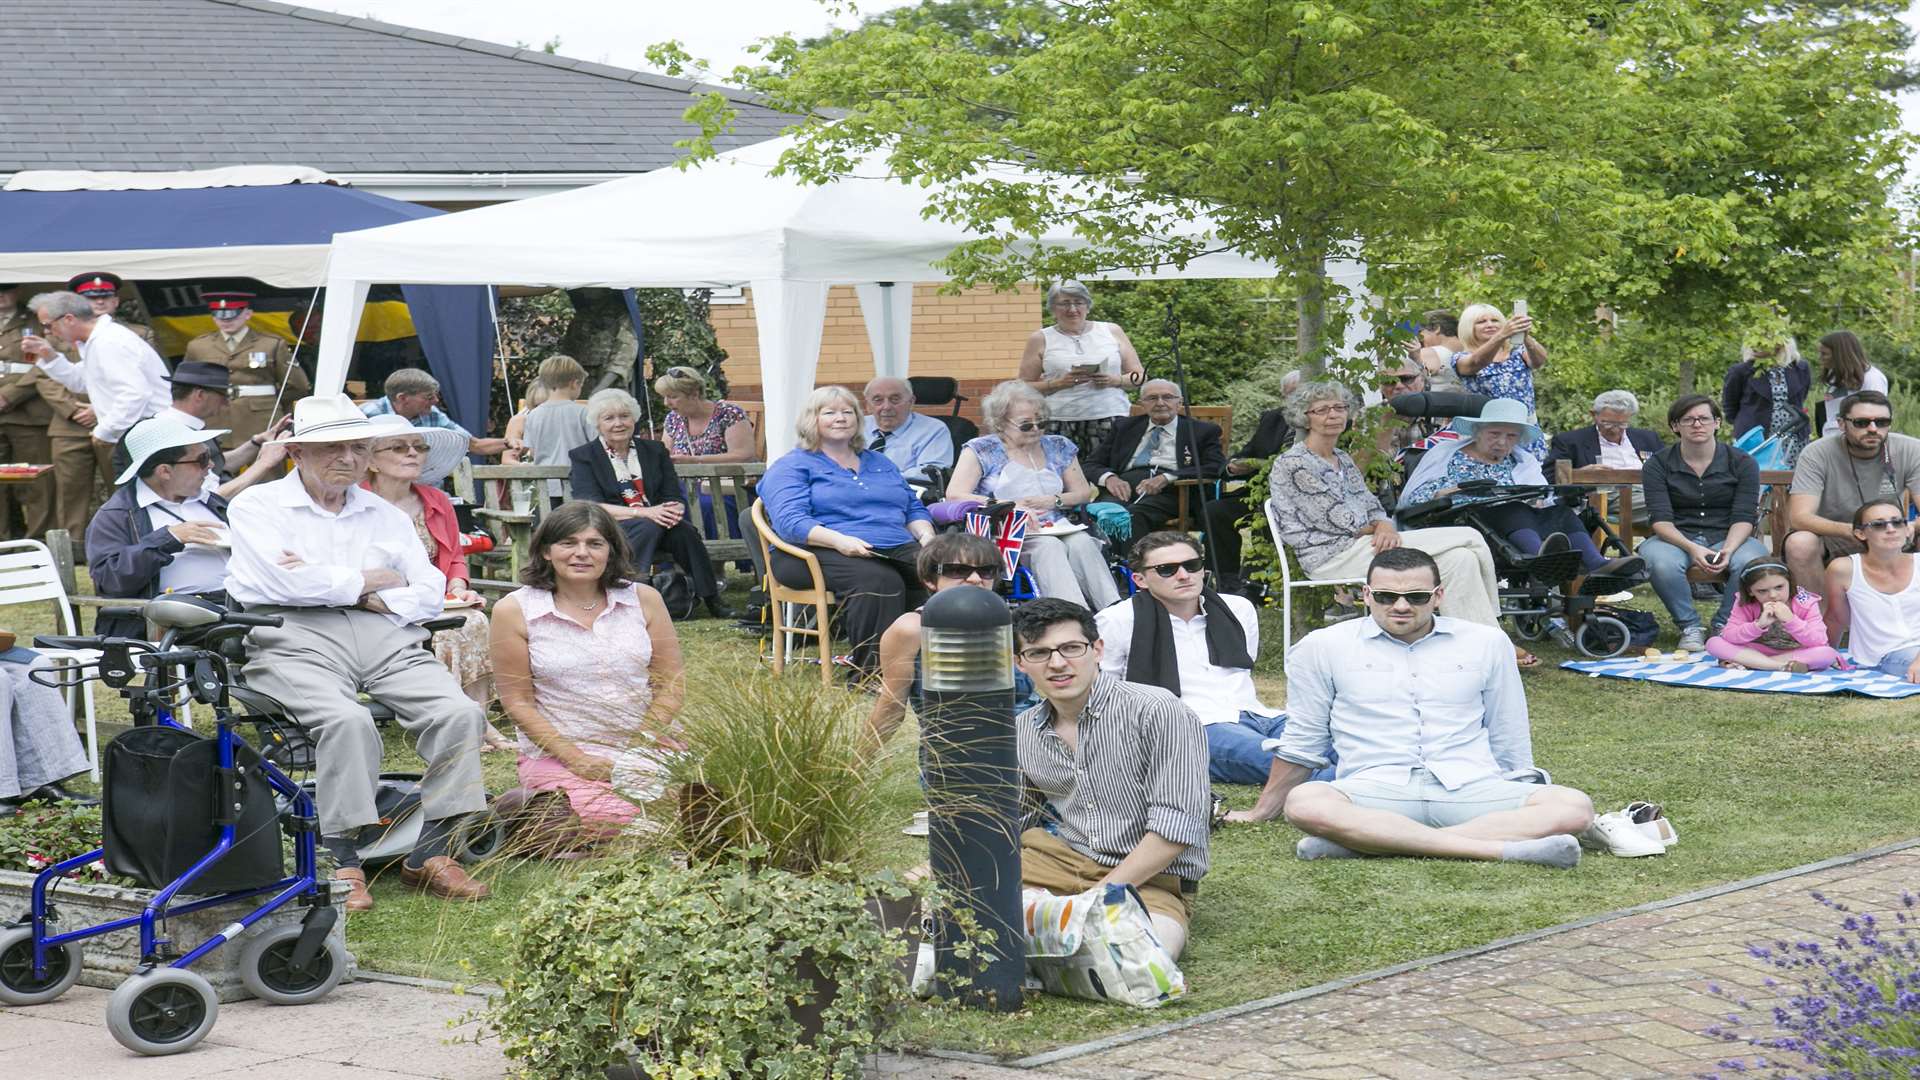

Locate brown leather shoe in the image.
[399,855,491,902]
[333,867,374,912]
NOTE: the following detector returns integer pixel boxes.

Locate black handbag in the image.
[101,725,284,894]
[650,566,696,620]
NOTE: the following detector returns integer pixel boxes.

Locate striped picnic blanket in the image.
[1559,654,1920,698]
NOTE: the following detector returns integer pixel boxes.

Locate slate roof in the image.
[0,0,796,174]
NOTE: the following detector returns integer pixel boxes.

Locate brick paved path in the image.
[880,843,1920,1080]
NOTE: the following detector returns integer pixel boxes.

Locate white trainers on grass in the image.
[1578,809,1667,857]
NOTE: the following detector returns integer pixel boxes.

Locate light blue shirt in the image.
[361,396,473,439]
[862,411,953,483]
[1271,614,1534,789]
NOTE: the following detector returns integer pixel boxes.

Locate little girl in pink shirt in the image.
[1704,562,1839,672]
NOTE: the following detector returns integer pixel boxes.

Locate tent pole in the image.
[489,287,514,422]
[270,284,324,427]
[1162,299,1223,581]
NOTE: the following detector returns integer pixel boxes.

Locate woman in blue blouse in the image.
[1453,303,1548,456]
[1401,399,1642,577]
[760,385,935,679]
[944,380,1119,610]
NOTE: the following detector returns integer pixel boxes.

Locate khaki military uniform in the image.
[30,362,112,554]
[120,320,155,346]
[183,326,305,448]
[0,312,56,538]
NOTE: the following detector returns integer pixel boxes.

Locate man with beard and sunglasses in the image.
[1097,531,1331,786]
[1224,547,1595,870]
[1786,391,1920,594]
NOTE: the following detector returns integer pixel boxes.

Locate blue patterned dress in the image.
[1454,345,1546,456]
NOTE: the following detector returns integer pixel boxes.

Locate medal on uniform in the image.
[248,351,268,368]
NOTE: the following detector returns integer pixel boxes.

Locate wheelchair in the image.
[931,498,1137,605]
[1398,480,1649,658]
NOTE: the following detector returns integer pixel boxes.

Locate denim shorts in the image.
[1327,769,1540,828]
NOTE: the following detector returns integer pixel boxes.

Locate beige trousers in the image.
[1306,527,1502,628]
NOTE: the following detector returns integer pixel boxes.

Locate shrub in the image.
[0,805,109,882]
[1707,890,1920,1078]
[487,859,918,1079]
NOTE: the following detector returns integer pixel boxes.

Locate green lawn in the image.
[7,575,1920,1058]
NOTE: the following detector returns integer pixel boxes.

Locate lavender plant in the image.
[1706,890,1920,1078]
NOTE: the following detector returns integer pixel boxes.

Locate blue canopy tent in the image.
[0,179,495,434]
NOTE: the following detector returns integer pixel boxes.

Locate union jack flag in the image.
[965,509,1029,579]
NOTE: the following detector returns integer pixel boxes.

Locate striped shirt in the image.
[1016,673,1212,881]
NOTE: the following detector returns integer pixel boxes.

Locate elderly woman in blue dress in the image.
[944,380,1120,610]
[1452,303,1548,456]
[1401,399,1643,578]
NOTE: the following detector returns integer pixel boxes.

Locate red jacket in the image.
[360,481,469,588]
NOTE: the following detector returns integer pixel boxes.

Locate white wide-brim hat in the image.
[115,416,231,486]
[1450,397,1543,446]
[364,414,471,486]
[273,393,379,445]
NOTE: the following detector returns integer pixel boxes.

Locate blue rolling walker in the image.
[0,598,343,1055]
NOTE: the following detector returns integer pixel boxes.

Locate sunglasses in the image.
[380,442,432,455]
[1847,417,1894,430]
[1369,589,1436,607]
[1385,374,1422,386]
[1018,641,1092,663]
[1011,421,1041,433]
[1142,557,1205,577]
[174,453,211,468]
[937,563,999,581]
[1859,518,1907,532]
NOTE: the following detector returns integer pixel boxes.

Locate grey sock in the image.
[1296,835,1364,861]
[1501,835,1581,869]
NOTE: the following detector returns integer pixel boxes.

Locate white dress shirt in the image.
[223,470,446,626]
[1596,431,1643,470]
[136,480,229,594]
[1271,614,1537,789]
[1135,418,1178,471]
[1096,593,1275,725]
[34,315,173,443]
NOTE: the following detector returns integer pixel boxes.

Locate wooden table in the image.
[0,465,52,484]
[1554,462,1796,578]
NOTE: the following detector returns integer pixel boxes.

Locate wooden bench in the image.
[42,529,138,613]
[1554,462,1795,581]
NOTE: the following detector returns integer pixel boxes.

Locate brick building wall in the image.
[708,283,1040,423]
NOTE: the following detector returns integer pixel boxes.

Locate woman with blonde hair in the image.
[1452,302,1549,453]
[759,385,935,679]
[1723,335,1811,465]
[656,365,756,464]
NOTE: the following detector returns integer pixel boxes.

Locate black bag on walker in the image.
[101,726,284,894]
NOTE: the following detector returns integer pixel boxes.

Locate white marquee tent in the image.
[317,136,1361,455]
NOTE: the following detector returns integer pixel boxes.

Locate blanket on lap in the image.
[1559,654,1920,698]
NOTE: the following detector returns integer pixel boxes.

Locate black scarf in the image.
[1124,588,1254,698]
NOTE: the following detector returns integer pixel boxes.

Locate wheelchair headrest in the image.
[1388,391,1492,422]
[144,595,225,630]
[909,376,962,406]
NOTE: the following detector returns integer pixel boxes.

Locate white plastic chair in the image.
[1264,501,1366,656]
[0,539,103,779]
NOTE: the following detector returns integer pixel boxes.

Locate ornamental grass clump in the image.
[1707,890,1920,1078]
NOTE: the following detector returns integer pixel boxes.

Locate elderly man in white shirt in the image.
[1225,546,1595,869]
[19,290,171,446]
[1097,530,1333,786]
[224,395,489,911]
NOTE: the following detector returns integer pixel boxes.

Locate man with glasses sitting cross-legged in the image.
[1224,547,1596,870]
[1096,531,1332,787]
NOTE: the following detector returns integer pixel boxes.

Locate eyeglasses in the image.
[1011,421,1041,433]
[1307,403,1350,417]
[1675,415,1718,427]
[937,563,999,582]
[379,442,432,455]
[1859,517,1907,531]
[1847,417,1894,430]
[1018,640,1093,664]
[1142,557,1204,577]
[1368,588,1436,607]
[1385,374,1422,386]
[1051,299,1090,309]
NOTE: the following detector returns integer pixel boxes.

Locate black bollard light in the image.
[919,585,1024,1010]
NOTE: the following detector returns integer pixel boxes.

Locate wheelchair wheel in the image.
[239,924,346,1006]
[0,926,82,1005]
[1511,614,1549,642]
[1576,615,1632,659]
[106,967,219,1055]
[450,810,508,864]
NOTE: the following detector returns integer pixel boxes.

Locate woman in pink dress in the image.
[490,500,685,830]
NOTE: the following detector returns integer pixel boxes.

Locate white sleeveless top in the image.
[1039,323,1130,421]
[1844,554,1920,666]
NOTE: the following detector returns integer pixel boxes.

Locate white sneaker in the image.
[1676,626,1707,651]
[1598,590,1635,604]
[1625,801,1677,848]
[1578,810,1666,857]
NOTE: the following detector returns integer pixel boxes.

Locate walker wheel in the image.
[1576,614,1632,659]
[450,810,508,864]
[238,923,346,1006]
[1511,614,1549,642]
[106,967,219,1055]
[0,926,82,1005]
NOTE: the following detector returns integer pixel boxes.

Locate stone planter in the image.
[0,869,355,1002]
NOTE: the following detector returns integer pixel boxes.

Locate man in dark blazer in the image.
[1545,389,1663,473]
[567,434,734,618]
[1086,379,1227,540]
[87,418,234,642]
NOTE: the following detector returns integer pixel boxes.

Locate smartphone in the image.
[1507,298,1528,351]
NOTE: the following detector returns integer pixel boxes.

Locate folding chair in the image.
[0,539,103,778]
[748,499,836,686]
[1264,502,1365,656]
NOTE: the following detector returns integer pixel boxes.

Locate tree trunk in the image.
[1294,246,1328,372]
[559,288,639,392]
[1677,359,1697,398]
